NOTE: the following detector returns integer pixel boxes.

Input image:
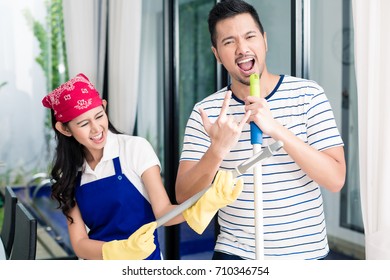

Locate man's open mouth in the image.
[237,57,255,72]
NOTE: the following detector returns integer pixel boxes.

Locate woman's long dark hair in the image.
[49,108,121,223]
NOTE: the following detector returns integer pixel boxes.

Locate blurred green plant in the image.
[23,0,69,165]
[0,165,28,187]
[24,0,69,91]
[0,0,70,188]
[0,81,7,91]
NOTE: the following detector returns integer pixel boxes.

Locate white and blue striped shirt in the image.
[180,75,344,260]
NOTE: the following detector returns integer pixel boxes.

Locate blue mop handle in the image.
[250,74,263,145]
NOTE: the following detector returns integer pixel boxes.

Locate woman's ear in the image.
[55,122,72,137]
[102,99,107,111]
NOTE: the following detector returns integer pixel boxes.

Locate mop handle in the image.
[155,185,210,228]
[155,141,283,228]
[250,73,264,260]
[250,73,263,145]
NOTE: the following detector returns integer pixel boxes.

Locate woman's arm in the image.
[142,165,185,226]
[67,205,105,260]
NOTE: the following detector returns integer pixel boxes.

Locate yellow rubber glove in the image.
[102,221,157,260]
[183,170,243,234]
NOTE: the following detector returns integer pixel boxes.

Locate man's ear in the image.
[211,46,222,64]
[263,31,268,52]
[55,122,72,137]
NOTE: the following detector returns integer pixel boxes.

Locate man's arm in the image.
[176,148,223,203]
[245,95,346,192]
[176,91,250,203]
[272,123,346,192]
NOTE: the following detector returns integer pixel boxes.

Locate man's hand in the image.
[200,91,251,158]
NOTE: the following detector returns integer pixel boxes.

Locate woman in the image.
[42,73,243,260]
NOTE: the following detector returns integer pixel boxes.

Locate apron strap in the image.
[113,157,123,177]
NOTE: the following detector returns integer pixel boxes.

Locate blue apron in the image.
[75,157,161,260]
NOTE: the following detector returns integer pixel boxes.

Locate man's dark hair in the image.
[208,0,264,47]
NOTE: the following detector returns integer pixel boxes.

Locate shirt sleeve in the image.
[131,137,161,176]
[306,87,344,151]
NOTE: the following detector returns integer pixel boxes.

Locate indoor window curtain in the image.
[62,0,107,94]
[352,0,390,259]
[108,0,142,135]
[62,0,141,135]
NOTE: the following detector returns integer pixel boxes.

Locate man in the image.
[175,0,346,260]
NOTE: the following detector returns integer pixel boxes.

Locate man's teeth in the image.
[238,58,253,64]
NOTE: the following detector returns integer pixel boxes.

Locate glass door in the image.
[177,0,218,259]
[246,0,365,259]
[154,0,364,260]
[159,0,219,259]
[247,0,292,76]
[310,0,364,258]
